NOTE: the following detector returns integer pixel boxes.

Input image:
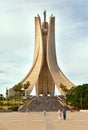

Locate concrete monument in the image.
[8,11,74,97]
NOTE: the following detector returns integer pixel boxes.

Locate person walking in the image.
[43,109,46,117]
[57,109,62,120]
[62,108,66,120]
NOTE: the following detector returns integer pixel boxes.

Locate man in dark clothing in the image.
[62,109,66,120]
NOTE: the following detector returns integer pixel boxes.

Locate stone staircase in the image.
[20,96,70,112]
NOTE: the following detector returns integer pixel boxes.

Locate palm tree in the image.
[59,83,68,95]
[13,83,23,105]
[23,81,30,99]
[0,94,4,100]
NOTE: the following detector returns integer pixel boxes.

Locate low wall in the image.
[80,110,88,112]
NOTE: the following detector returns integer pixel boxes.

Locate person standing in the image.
[62,108,66,120]
[57,109,62,120]
[43,109,46,117]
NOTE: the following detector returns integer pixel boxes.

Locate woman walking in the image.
[57,109,62,120]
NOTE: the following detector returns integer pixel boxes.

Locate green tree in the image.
[0,94,4,100]
[13,83,23,105]
[66,84,88,109]
[22,81,30,99]
[23,81,30,90]
[59,83,68,95]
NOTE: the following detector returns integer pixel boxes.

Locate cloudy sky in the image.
[0,0,88,96]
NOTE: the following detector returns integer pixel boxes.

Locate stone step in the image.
[20,96,70,112]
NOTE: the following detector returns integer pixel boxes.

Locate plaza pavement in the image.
[0,111,88,130]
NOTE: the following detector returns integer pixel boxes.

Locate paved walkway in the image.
[0,111,88,130]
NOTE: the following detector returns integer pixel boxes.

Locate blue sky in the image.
[0,0,88,96]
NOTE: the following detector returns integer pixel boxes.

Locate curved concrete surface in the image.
[8,13,74,97]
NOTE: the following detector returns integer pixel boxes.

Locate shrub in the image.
[8,105,19,111]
